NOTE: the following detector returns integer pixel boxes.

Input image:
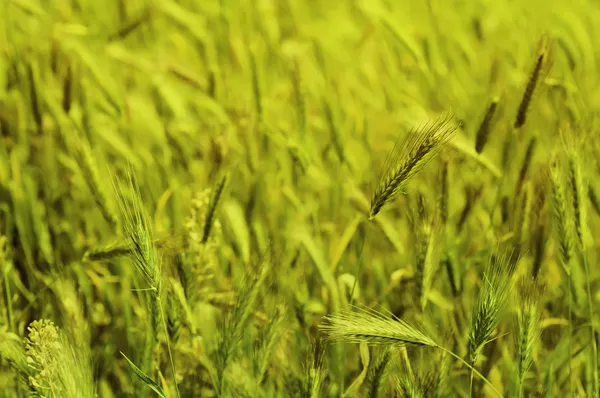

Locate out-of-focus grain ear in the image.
[514,34,554,129]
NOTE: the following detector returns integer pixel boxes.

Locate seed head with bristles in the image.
[475,97,499,154]
[566,151,589,250]
[514,35,553,129]
[320,307,438,348]
[468,249,516,364]
[369,114,459,220]
[515,277,544,390]
[549,160,574,274]
[112,169,161,294]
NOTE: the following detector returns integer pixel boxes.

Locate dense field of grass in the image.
[2,0,600,397]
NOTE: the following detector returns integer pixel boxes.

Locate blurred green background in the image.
[1,0,600,397]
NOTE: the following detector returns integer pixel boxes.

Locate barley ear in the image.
[369,113,458,220]
[468,249,516,365]
[367,348,392,398]
[395,372,433,398]
[514,35,553,129]
[80,143,119,226]
[475,97,499,154]
[112,168,160,293]
[566,151,589,250]
[202,173,229,244]
[515,277,544,395]
[549,161,574,274]
[112,169,180,396]
[320,307,438,348]
[215,251,270,394]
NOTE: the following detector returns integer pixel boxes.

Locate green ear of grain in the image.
[468,249,516,364]
[202,173,229,244]
[367,349,392,398]
[475,97,499,154]
[121,352,168,398]
[321,307,438,348]
[369,113,458,220]
[112,168,161,292]
[514,35,554,129]
[515,277,544,396]
[550,160,574,274]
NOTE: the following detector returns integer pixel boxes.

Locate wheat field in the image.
[1,0,600,397]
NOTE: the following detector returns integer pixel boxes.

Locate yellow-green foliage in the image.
[1,0,600,397]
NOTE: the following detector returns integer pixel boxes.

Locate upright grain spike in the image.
[367,349,392,398]
[113,169,180,397]
[26,62,42,134]
[291,59,307,137]
[62,60,73,114]
[567,154,588,249]
[215,250,270,394]
[515,277,544,397]
[468,249,516,365]
[250,47,263,121]
[549,161,574,274]
[566,146,598,396]
[80,143,119,227]
[202,173,229,244]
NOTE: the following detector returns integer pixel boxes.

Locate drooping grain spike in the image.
[321,307,439,348]
[369,114,458,220]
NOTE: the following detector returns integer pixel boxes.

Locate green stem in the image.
[469,364,475,398]
[349,219,370,308]
[158,298,180,398]
[583,255,599,397]
[438,346,503,398]
[3,262,21,398]
[340,218,370,396]
[518,374,525,398]
[568,273,573,394]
